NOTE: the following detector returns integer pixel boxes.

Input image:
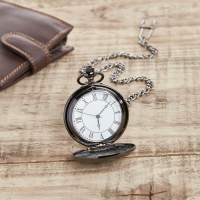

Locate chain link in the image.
[80,43,157,107]
[80,39,157,107]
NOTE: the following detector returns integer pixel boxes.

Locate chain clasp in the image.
[77,66,104,85]
[139,19,156,46]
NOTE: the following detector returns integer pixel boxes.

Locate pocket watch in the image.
[64,20,158,163]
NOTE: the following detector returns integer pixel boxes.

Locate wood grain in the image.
[0,155,199,200]
[0,0,200,199]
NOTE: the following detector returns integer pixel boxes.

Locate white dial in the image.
[72,90,123,142]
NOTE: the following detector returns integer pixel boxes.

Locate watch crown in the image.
[77,66,104,85]
[85,66,94,75]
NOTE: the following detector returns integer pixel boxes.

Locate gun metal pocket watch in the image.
[64,20,158,162]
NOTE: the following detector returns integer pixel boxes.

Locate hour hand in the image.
[97,116,100,130]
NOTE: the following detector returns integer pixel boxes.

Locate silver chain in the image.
[80,20,158,107]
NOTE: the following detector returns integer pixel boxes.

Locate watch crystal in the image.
[72,90,123,142]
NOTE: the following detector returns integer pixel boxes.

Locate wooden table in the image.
[0,0,200,199]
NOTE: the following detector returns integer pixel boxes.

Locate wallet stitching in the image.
[45,29,68,48]
[16,33,49,64]
[2,33,38,73]
[1,61,28,84]
[1,33,51,73]
[0,1,72,85]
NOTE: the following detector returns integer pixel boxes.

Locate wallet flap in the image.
[1,32,50,73]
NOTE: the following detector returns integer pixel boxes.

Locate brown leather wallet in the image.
[0,1,74,91]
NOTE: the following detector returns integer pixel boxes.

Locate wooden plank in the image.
[1,135,200,164]
[0,155,199,200]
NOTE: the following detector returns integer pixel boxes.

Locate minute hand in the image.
[98,102,110,116]
[82,113,96,117]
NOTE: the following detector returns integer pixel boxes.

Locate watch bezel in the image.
[64,83,129,147]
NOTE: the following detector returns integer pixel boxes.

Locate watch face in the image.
[71,90,123,142]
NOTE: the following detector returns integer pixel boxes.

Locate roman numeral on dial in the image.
[108,128,114,135]
[114,120,120,125]
[76,108,83,113]
[89,132,93,138]
[115,111,120,114]
[82,99,88,104]
[111,101,116,105]
[75,117,82,123]
[102,93,108,101]
[92,93,97,101]
[100,134,104,140]
[80,126,85,133]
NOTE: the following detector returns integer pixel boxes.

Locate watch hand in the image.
[98,102,110,116]
[82,113,96,117]
[97,117,100,130]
